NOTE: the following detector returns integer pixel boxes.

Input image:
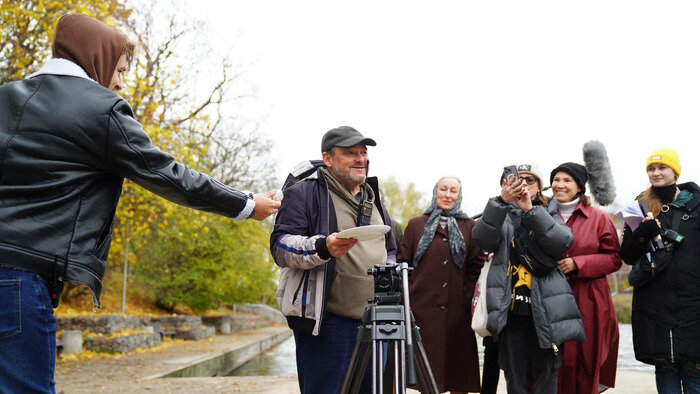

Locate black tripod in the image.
[341,263,439,394]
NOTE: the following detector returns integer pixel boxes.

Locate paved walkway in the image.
[55,323,656,393]
[55,325,294,393]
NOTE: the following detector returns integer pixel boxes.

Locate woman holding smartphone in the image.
[472,163,584,394]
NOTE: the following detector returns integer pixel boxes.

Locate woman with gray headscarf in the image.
[398,176,486,394]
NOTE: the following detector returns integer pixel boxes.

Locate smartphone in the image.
[502,165,519,184]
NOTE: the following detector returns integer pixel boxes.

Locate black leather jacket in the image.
[0,73,252,307]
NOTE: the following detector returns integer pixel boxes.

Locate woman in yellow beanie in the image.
[620,148,700,393]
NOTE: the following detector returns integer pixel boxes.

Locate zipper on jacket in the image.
[300,270,310,317]
[508,239,516,311]
[552,344,559,355]
[670,330,675,363]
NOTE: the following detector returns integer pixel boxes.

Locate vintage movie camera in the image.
[368,263,409,305]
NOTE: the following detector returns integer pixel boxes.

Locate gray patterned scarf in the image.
[413,179,469,267]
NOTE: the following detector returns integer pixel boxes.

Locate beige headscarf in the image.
[52,13,129,88]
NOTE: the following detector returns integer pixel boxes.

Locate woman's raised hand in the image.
[514,188,533,212]
[500,177,524,203]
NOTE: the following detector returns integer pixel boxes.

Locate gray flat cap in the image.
[321,126,376,153]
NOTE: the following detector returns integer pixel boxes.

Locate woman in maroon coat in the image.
[549,163,622,394]
[398,176,486,393]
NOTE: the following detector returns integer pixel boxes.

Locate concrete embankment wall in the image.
[154,328,292,378]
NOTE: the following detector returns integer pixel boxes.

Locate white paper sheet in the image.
[615,203,646,231]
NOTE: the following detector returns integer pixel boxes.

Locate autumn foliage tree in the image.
[0,0,131,84]
[381,177,429,230]
[1,0,278,313]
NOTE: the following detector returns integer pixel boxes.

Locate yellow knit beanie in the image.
[646,148,681,177]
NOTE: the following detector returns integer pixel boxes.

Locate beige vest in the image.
[323,169,387,319]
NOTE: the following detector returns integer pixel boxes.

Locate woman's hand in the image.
[641,212,661,228]
[500,177,524,203]
[637,213,662,240]
[557,257,577,274]
[514,188,533,212]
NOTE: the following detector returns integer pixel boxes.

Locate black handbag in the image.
[512,226,559,277]
[628,249,673,287]
[628,201,680,288]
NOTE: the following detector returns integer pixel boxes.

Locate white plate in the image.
[336,224,391,242]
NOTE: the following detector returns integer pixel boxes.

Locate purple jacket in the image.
[270,161,397,335]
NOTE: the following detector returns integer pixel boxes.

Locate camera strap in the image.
[355,186,374,227]
[664,206,684,247]
[357,200,374,227]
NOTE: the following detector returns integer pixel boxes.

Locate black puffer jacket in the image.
[472,198,585,351]
[621,182,700,364]
[0,72,252,307]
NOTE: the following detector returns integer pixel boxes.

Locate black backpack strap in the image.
[670,206,683,231]
[638,200,650,216]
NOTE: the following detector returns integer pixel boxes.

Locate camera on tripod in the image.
[368,264,410,305]
[343,262,439,394]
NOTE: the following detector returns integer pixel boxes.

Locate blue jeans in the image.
[655,359,700,394]
[293,314,373,394]
[0,267,56,393]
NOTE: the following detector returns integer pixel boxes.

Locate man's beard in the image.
[330,166,366,191]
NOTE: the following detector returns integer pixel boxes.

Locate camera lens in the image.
[377,275,391,289]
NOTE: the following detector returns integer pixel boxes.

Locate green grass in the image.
[613,293,632,324]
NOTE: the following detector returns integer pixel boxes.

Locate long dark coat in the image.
[398,215,486,393]
[621,182,700,364]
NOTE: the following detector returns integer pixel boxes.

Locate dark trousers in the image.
[655,359,700,394]
[293,313,372,394]
[0,266,56,394]
[481,336,500,394]
[498,315,561,394]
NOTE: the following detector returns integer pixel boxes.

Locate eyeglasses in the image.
[519,176,537,185]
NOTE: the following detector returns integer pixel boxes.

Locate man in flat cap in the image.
[270,126,397,393]
[0,13,279,392]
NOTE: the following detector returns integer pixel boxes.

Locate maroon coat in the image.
[555,203,622,394]
[398,215,486,393]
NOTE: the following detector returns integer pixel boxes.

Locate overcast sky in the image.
[182,1,699,216]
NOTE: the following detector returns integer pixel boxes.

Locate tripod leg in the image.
[342,341,363,393]
[382,341,401,394]
[400,341,407,392]
[413,347,429,392]
[372,340,377,394]
[377,340,383,393]
[383,342,393,393]
[341,341,371,394]
[394,340,401,392]
[412,340,439,394]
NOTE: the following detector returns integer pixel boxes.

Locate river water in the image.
[228,323,652,376]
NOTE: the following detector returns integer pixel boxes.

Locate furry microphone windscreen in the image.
[583,140,616,206]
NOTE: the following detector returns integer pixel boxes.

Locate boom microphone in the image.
[583,140,616,206]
